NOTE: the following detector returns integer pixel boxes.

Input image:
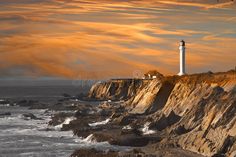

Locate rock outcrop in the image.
[88,79,150,101]
[87,71,236,156]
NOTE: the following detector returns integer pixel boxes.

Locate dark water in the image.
[0,85,89,103]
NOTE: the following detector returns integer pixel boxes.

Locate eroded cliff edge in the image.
[88,71,236,156]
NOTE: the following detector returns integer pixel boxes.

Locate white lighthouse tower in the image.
[178,40,186,76]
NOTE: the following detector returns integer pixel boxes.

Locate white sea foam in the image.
[0,125,75,138]
[0,103,10,106]
[88,111,95,114]
[122,125,132,130]
[82,134,97,143]
[88,118,110,127]
[0,99,10,106]
[141,122,156,135]
[73,134,131,152]
[54,117,76,131]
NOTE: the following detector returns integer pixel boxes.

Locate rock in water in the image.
[22,113,41,120]
[70,148,118,157]
[0,112,11,116]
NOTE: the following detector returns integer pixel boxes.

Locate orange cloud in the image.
[0,0,235,79]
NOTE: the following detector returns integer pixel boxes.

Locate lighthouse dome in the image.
[180,40,185,46]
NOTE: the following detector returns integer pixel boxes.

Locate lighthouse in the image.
[178,40,186,76]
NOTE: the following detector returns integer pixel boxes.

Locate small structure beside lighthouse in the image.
[178,40,186,76]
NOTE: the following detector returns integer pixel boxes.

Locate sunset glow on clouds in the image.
[0,0,235,79]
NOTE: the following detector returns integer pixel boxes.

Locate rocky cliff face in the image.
[88,71,236,156]
[88,79,150,101]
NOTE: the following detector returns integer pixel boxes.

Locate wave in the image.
[88,118,110,127]
[54,117,76,131]
[122,125,132,130]
[82,134,97,143]
[141,122,156,135]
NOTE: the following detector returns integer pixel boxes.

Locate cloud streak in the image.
[0,0,235,79]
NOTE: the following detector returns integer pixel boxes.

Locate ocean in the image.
[0,84,128,157]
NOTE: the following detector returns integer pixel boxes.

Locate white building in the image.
[178,40,186,76]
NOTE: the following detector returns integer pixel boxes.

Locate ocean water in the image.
[0,106,80,157]
[0,85,129,157]
[0,85,90,103]
[0,106,129,157]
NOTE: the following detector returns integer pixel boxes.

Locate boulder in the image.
[70,148,118,157]
[22,113,41,120]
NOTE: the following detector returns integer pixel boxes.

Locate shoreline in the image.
[0,70,235,157]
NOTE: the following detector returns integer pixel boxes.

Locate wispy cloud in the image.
[0,0,235,79]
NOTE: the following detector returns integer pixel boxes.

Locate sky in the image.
[0,0,235,79]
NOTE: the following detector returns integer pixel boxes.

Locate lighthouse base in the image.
[178,72,186,76]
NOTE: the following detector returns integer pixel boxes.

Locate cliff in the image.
[88,71,236,156]
[88,79,150,101]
